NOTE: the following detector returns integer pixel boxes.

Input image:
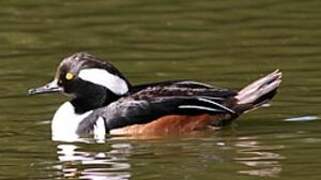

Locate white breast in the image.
[51,102,106,142]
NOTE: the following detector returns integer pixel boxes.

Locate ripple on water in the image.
[284,115,320,122]
[54,143,132,180]
[233,136,285,178]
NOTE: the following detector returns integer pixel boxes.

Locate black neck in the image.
[70,83,122,114]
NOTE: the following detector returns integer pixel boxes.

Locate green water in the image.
[1,0,321,179]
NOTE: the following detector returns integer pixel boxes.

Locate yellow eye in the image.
[65,72,74,80]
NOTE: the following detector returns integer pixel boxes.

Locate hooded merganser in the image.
[28,52,282,140]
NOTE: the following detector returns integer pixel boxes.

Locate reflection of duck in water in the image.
[234,136,285,177]
[54,136,284,179]
[56,143,131,179]
[28,52,281,141]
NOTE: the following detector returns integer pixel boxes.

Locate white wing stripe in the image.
[197,97,235,114]
[199,96,225,100]
[178,105,223,112]
[176,81,213,88]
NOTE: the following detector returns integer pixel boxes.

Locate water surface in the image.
[1,0,321,179]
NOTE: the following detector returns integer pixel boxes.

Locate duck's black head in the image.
[28,52,131,113]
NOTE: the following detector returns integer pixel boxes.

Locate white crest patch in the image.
[78,68,129,95]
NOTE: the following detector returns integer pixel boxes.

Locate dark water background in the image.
[1,0,321,179]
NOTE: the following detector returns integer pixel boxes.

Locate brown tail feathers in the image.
[234,70,282,114]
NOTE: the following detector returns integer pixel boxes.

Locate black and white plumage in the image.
[28,52,282,141]
[76,81,238,134]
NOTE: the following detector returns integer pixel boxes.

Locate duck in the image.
[28,52,282,141]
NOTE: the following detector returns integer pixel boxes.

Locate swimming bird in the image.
[28,52,282,140]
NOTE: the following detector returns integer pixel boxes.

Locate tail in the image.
[234,70,282,113]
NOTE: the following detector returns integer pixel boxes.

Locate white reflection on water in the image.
[55,143,132,180]
[285,115,320,122]
[234,136,285,178]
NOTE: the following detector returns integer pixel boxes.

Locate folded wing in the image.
[77,80,237,134]
[101,95,236,131]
